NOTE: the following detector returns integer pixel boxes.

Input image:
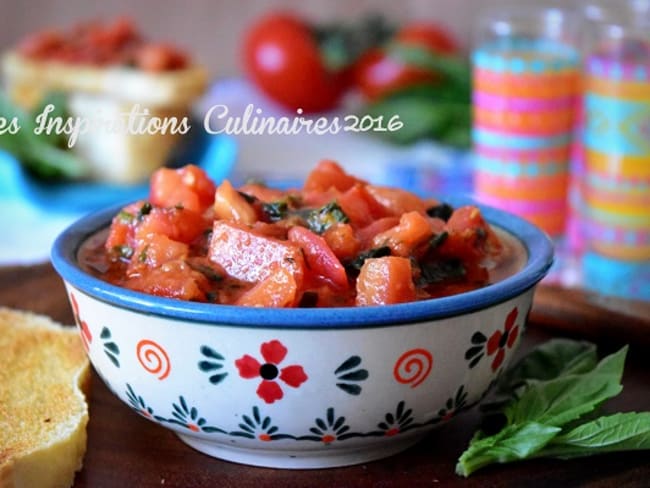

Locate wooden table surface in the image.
[2,263,649,488]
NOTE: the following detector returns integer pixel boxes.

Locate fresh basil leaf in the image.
[457,342,648,477]
[505,346,627,427]
[377,80,470,104]
[497,339,598,398]
[31,92,70,147]
[0,92,88,180]
[20,141,89,179]
[364,96,470,146]
[481,340,598,414]
[456,422,561,477]
[386,43,471,87]
[537,412,650,459]
[0,91,31,130]
[364,97,449,144]
[437,120,471,149]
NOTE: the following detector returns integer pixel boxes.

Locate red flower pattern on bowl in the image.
[486,307,520,371]
[235,340,308,404]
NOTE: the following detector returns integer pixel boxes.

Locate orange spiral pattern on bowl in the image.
[393,349,433,388]
[137,339,171,380]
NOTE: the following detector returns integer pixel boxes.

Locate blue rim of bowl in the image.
[51,199,554,328]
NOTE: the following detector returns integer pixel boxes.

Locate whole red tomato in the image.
[396,22,459,55]
[243,13,348,113]
[354,22,460,101]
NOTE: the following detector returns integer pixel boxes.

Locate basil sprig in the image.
[0,92,88,180]
[362,43,472,148]
[456,339,650,476]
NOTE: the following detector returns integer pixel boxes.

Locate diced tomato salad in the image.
[83,161,504,307]
[17,17,189,71]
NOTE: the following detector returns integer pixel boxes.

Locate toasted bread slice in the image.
[0,308,90,488]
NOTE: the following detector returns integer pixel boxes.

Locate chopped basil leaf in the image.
[430,231,449,249]
[262,200,290,222]
[238,191,257,204]
[346,246,391,272]
[117,211,134,224]
[138,246,149,263]
[262,195,303,222]
[187,262,223,282]
[113,245,134,259]
[417,258,465,286]
[137,202,152,220]
[307,201,349,234]
[426,203,454,221]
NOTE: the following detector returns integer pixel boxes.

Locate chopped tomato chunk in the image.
[336,184,385,228]
[90,162,507,307]
[301,187,339,208]
[323,223,360,262]
[371,211,438,257]
[252,221,289,239]
[130,234,188,271]
[439,205,502,260]
[356,256,416,306]
[238,183,288,203]
[357,217,400,251]
[304,160,366,192]
[125,260,208,301]
[366,185,431,216]
[104,201,147,250]
[136,207,206,244]
[288,226,348,290]
[214,179,258,224]
[105,221,130,251]
[235,267,299,307]
[208,221,305,286]
[150,165,216,213]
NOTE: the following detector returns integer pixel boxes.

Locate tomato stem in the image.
[313,13,395,71]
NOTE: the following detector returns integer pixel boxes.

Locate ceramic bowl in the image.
[51,202,553,469]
